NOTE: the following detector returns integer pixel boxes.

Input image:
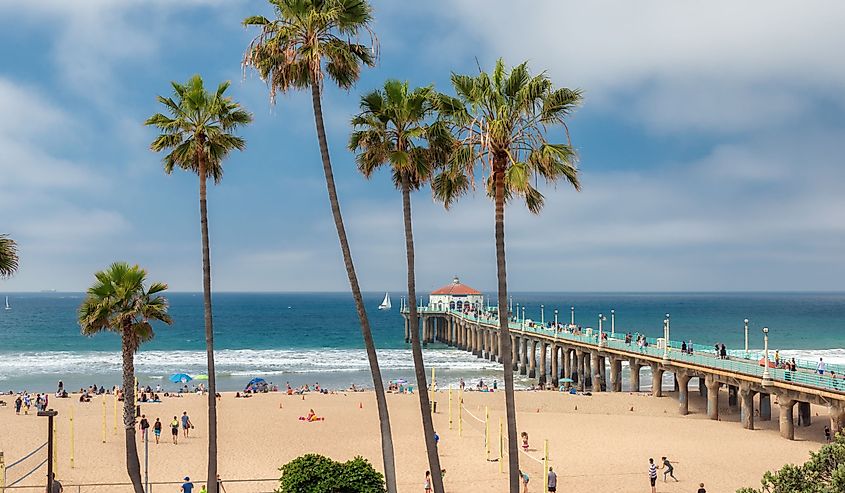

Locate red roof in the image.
[431,277,481,295]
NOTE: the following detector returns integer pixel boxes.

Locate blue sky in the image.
[2,0,845,292]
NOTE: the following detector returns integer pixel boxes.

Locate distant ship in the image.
[378,292,392,310]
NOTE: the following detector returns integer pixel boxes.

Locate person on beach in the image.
[181,411,193,438]
[433,431,439,447]
[818,358,826,375]
[697,483,707,493]
[661,456,678,482]
[521,431,529,451]
[48,473,62,493]
[547,467,557,492]
[14,395,21,414]
[825,425,832,443]
[170,416,179,444]
[648,458,657,493]
[181,477,193,493]
[139,414,150,440]
[216,474,227,493]
[720,344,727,360]
[424,470,432,493]
[154,418,162,444]
[519,470,529,493]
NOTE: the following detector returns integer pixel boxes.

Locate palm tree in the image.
[145,75,252,493]
[242,3,398,491]
[79,262,172,493]
[0,234,19,278]
[433,59,582,493]
[350,79,451,493]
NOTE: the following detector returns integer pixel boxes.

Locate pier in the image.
[401,299,845,441]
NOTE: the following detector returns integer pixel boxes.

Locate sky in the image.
[1,0,845,293]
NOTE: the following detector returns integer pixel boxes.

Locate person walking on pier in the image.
[661,456,678,482]
[818,358,826,375]
[648,458,658,493]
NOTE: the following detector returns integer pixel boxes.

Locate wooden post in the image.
[458,389,463,437]
[484,406,490,460]
[113,394,118,435]
[499,417,504,474]
[1,451,6,493]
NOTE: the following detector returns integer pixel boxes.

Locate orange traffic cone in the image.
[359,402,363,409]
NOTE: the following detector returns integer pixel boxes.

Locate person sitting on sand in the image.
[300,409,324,422]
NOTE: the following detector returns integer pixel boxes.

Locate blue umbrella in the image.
[169,373,192,384]
[246,377,267,387]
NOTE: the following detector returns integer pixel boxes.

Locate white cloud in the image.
[407,0,845,134]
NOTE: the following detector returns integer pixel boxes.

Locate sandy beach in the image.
[0,388,826,493]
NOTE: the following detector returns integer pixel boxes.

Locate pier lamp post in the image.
[509,296,513,313]
[541,304,545,326]
[598,313,607,346]
[663,313,670,361]
[516,302,520,322]
[522,307,526,329]
[611,309,615,337]
[744,318,749,356]
[762,327,772,386]
[554,310,559,339]
[570,306,575,325]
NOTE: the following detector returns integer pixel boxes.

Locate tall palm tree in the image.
[79,262,172,493]
[242,3,398,491]
[0,234,19,278]
[433,59,582,493]
[145,75,252,493]
[350,79,451,493]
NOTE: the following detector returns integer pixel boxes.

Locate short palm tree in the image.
[79,262,172,493]
[243,3,398,490]
[0,234,19,278]
[350,79,450,493]
[433,59,582,493]
[145,74,252,493]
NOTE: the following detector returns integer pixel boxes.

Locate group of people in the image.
[647,457,681,492]
[12,392,49,414]
[138,411,193,444]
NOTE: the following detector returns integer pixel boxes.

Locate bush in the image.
[737,434,845,493]
[278,454,386,493]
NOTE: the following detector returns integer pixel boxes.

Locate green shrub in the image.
[278,454,386,493]
[738,434,845,493]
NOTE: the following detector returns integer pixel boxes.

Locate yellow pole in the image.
[544,439,549,493]
[101,398,106,443]
[485,406,490,460]
[113,393,118,435]
[70,405,75,469]
[458,389,463,437]
[53,418,58,475]
[499,417,504,474]
[448,387,453,430]
[1,451,6,493]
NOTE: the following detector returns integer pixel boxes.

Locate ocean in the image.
[1,292,844,393]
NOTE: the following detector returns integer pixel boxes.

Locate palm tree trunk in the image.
[310,81,397,493]
[121,327,144,493]
[401,175,444,493]
[493,155,520,493]
[198,152,219,493]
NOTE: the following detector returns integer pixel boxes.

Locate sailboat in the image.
[4,296,10,310]
[378,292,392,311]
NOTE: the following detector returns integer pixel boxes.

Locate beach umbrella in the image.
[169,373,193,384]
[560,378,574,383]
[390,379,407,384]
[193,374,209,380]
[246,377,267,387]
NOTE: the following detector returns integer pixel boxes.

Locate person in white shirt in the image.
[818,358,827,375]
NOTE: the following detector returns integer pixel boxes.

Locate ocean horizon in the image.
[1,291,843,393]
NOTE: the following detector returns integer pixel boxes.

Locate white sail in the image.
[378,292,392,310]
[4,296,9,310]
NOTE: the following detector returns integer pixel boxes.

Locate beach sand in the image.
[0,388,826,492]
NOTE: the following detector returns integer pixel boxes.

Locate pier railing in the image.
[405,307,845,394]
